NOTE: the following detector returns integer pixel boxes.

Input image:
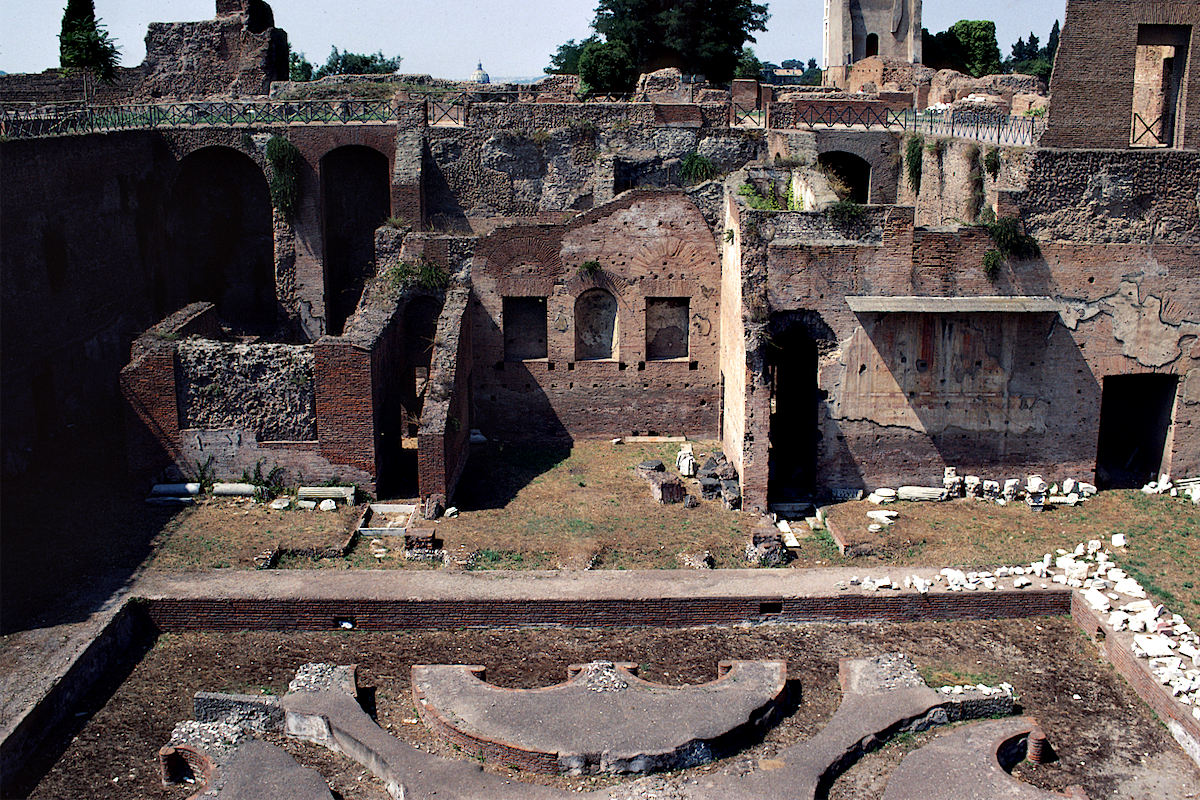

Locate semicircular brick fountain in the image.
[411,660,788,774]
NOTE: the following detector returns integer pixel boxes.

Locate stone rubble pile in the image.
[842,530,1200,720]
[865,468,1097,510]
[1139,473,1200,505]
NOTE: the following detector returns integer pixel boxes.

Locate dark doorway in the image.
[322,146,390,335]
[767,316,820,502]
[865,33,880,59]
[817,151,871,203]
[170,147,276,327]
[1096,373,1178,488]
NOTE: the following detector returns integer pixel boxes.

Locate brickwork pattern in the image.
[1043,1,1200,150]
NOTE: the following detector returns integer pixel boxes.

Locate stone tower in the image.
[823,0,922,87]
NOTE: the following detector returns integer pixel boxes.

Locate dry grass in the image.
[143,440,1200,624]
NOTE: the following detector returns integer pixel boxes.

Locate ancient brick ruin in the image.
[1,0,1197,513]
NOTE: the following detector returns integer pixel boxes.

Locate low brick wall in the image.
[141,590,1071,632]
[1072,594,1200,765]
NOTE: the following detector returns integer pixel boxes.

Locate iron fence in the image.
[790,104,1046,147]
[0,98,1046,145]
[0,99,397,137]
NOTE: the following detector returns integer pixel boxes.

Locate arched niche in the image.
[168,146,276,328]
[575,288,619,360]
[322,145,390,335]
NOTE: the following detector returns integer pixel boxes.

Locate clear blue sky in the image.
[2,1,1065,82]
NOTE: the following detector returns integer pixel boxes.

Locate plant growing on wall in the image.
[389,256,449,291]
[680,152,717,184]
[984,147,1001,180]
[985,217,1039,260]
[738,181,781,210]
[965,145,985,222]
[578,260,603,278]
[905,133,924,194]
[265,135,302,218]
[982,248,1003,281]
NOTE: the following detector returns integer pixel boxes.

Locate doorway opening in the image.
[767,317,820,502]
[1095,373,1178,488]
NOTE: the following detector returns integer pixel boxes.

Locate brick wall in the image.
[1043,0,1200,150]
[140,589,1072,631]
[470,191,722,443]
[417,288,473,502]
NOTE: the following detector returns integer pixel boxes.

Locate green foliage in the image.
[985,217,1040,260]
[59,0,120,86]
[265,135,301,218]
[586,0,770,84]
[289,50,314,81]
[826,198,866,228]
[738,181,780,210]
[314,47,402,78]
[984,147,1001,179]
[384,216,410,229]
[578,260,602,277]
[735,46,765,80]
[785,180,799,211]
[1002,20,1059,80]
[389,256,450,291]
[578,39,638,94]
[546,36,600,74]
[799,66,823,85]
[923,20,1001,77]
[982,248,1003,281]
[680,152,717,184]
[242,458,286,498]
[904,133,924,194]
[724,228,735,243]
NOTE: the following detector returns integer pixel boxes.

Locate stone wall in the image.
[1021,148,1200,244]
[177,340,315,441]
[1043,0,1200,149]
[2,130,171,478]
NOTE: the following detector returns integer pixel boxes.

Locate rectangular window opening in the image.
[1131,25,1191,148]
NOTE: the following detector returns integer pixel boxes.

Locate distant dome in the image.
[470,62,490,84]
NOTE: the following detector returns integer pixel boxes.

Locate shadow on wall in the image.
[166,146,276,329]
[845,311,1102,482]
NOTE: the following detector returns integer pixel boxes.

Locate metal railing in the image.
[1,98,1046,145]
[1131,112,1168,147]
[0,99,397,137]
[791,104,1046,146]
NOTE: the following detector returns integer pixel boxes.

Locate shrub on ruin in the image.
[738,181,781,210]
[982,248,1003,281]
[905,134,924,194]
[681,152,717,184]
[985,217,1039,261]
[578,260,603,278]
[825,199,866,232]
[265,135,301,218]
[984,147,1001,180]
[389,256,449,291]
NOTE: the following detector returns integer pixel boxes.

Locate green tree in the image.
[546,36,600,74]
[313,47,402,78]
[587,0,770,84]
[923,20,1000,78]
[289,50,314,81]
[59,0,120,99]
[735,46,765,79]
[578,38,639,93]
[1044,20,1060,62]
[949,20,1001,77]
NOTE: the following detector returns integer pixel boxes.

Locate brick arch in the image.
[814,130,899,204]
[321,144,391,335]
[166,145,276,327]
[575,287,620,360]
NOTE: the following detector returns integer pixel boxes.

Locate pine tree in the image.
[59,0,120,102]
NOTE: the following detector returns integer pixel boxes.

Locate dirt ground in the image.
[5,437,1200,798]
[22,618,1200,800]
